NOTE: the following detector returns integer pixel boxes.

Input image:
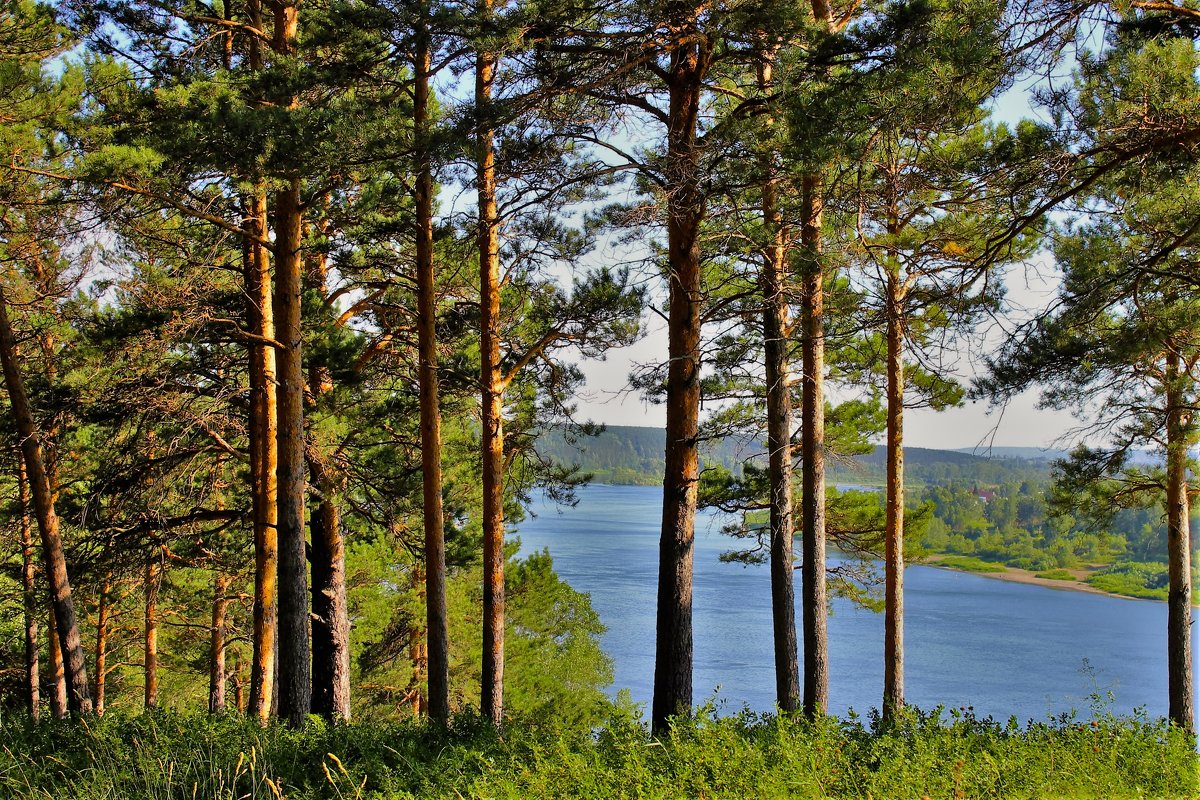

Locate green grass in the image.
[1035,568,1078,581]
[0,708,1194,799]
[936,554,1008,574]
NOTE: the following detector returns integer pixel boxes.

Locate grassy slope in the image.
[0,710,1194,799]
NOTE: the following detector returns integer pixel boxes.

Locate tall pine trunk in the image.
[799,175,828,717]
[414,18,451,725]
[1165,353,1194,734]
[0,289,91,714]
[882,269,905,721]
[758,48,800,714]
[652,32,706,735]
[210,572,230,713]
[19,459,39,720]
[245,189,280,723]
[245,0,279,725]
[476,20,506,725]
[271,0,311,725]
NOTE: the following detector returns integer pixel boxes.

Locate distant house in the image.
[974,486,997,503]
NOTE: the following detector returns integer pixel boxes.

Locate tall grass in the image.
[0,706,1193,799]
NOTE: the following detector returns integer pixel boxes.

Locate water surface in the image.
[516,483,1199,722]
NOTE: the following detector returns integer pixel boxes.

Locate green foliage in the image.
[935,555,1007,574]
[1036,568,1077,581]
[1086,563,1200,603]
[0,709,1193,799]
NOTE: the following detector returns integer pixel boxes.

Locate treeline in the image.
[1,0,1198,747]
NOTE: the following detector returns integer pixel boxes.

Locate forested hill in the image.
[537,426,1053,487]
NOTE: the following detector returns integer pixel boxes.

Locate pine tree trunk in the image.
[758,49,800,715]
[652,34,706,736]
[309,470,350,719]
[799,175,829,718]
[94,573,111,715]
[273,175,311,726]
[144,554,160,709]
[47,610,67,718]
[270,0,311,726]
[408,564,428,716]
[882,270,905,722]
[0,288,91,714]
[475,6,507,725]
[415,19,451,726]
[19,459,39,720]
[1165,355,1194,734]
[245,188,279,724]
[306,249,351,722]
[210,572,230,713]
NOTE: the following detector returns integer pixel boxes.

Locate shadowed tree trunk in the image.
[652,26,708,736]
[19,459,39,720]
[271,0,312,724]
[758,46,800,715]
[799,174,828,718]
[476,3,506,725]
[882,265,905,721]
[414,16,450,726]
[210,572,230,713]
[799,0,834,722]
[0,288,91,715]
[1165,353,1194,734]
[307,245,351,722]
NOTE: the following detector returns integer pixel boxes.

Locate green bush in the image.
[936,555,1007,573]
[0,708,1193,799]
[1036,568,1077,581]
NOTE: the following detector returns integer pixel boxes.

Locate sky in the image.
[561,77,1095,452]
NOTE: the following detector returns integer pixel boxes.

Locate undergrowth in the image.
[0,706,1193,799]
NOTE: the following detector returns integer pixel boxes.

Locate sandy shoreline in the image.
[919,557,1147,602]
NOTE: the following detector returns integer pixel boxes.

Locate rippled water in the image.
[515,483,1199,722]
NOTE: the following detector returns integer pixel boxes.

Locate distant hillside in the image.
[537,425,1053,487]
[952,446,1070,461]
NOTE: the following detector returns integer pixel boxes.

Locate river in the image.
[515,483,1199,722]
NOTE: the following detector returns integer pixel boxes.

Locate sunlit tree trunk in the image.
[408,564,428,716]
[652,29,707,736]
[210,572,230,713]
[19,459,39,720]
[245,189,279,722]
[414,15,451,725]
[47,610,67,718]
[476,2,506,725]
[94,572,111,715]
[144,553,160,709]
[0,288,91,715]
[245,0,279,724]
[1165,353,1194,735]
